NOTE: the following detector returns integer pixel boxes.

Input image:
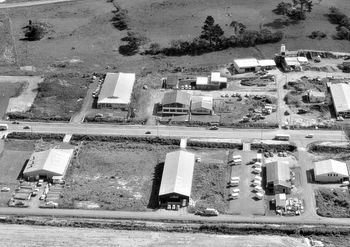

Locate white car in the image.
[252,180,261,186]
[228,181,239,187]
[253,185,263,191]
[229,193,239,199]
[1,187,10,192]
[230,176,240,181]
[254,176,262,181]
[255,192,264,200]
[231,188,240,193]
[252,169,262,174]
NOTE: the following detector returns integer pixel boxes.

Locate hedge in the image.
[6,132,65,141]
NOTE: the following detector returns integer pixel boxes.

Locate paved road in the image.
[1,206,349,226]
[2,121,346,147]
[0,0,73,9]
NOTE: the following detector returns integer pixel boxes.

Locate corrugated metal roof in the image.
[196,77,209,85]
[330,83,350,113]
[234,58,259,68]
[314,159,349,177]
[162,90,191,106]
[266,161,290,187]
[258,59,276,67]
[191,96,213,110]
[159,150,195,197]
[98,72,135,105]
[23,149,74,177]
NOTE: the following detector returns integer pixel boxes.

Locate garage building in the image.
[191,96,213,115]
[97,72,135,110]
[159,90,191,115]
[159,150,195,208]
[266,161,291,194]
[233,58,260,73]
[314,159,349,183]
[23,149,74,180]
[330,83,350,118]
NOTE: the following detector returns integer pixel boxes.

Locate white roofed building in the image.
[258,59,276,70]
[159,150,195,207]
[191,96,213,115]
[97,72,135,110]
[330,83,350,118]
[284,57,301,70]
[314,159,349,183]
[233,58,260,73]
[211,72,227,83]
[23,149,74,179]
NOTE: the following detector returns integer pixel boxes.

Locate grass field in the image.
[0,81,24,118]
[0,139,34,207]
[0,11,16,66]
[60,141,179,211]
[3,0,350,75]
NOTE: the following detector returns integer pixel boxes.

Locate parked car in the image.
[306,134,314,138]
[254,192,264,200]
[23,126,30,129]
[196,208,219,216]
[209,126,219,130]
[12,121,19,124]
[44,201,58,208]
[231,188,240,193]
[1,187,10,192]
[39,194,46,200]
[228,193,239,200]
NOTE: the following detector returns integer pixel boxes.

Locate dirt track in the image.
[0,223,310,247]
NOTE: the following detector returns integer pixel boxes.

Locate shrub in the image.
[111,9,128,30]
[119,42,139,56]
[308,30,327,39]
[22,20,49,41]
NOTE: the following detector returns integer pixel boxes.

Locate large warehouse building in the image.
[330,83,350,118]
[314,159,349,183]
[97,72,136,110]
[159,150,195,208]
[23,149,74,180]
[266,161,291,194]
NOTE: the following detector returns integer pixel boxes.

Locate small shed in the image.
[308,90,325,103]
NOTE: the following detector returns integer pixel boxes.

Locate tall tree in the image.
[292,0,313,20]
[200,16,224,46]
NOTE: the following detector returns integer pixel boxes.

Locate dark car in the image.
[23,126,30,129]
[209,126,219,130]
[12,121,19,124]
[145,131,151,134]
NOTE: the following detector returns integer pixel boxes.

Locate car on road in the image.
[43,201,58,208]
[145,131,151,134]
[1,187,10,192]
[12,121,19,124]
[209,126,219,130]
[306,134,314,138]
[23,126,30,129]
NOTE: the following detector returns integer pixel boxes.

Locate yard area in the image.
[0,80,25,119]
[7,73,90,121]
[0,139,34,207]
[59,141,179,211]
[315,188,350,218]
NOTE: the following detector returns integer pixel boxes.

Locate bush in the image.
[111,9,128,30]
[119,42,139,56]
[22,20,49,41]
[309,31,327,39]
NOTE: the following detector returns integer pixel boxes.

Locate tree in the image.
[22,20,45,41]
[273,1,293,15]
[230,21,246,35]
[291,0,313,20]
[200,16,224,46]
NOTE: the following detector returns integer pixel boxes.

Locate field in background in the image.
[0,11,16,66]
[4,0,350,75]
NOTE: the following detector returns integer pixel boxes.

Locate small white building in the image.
[297,56,309,65]
[258,59,276,70]
[210,72,227,83]
[284,57,301,70]
[233,58,260,73]
[308,90,326,103]
[314,159,349,183]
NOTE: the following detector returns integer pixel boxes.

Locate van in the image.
[202,208,219,216]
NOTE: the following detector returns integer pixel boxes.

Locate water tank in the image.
[281,44,286,55]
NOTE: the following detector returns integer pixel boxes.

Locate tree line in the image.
[144,16,283,56]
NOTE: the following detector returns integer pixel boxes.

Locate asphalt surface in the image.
[0,0,73,9]
[1,121,346,148]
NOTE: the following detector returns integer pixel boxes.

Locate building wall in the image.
[315,173,348,183]
[159,193,189,207]
[160,103,190,115]
[97,102,129,110]
[233,62,259,73]
[338,110,350,118]
[274,184,291,194]
[261,65,276,70]
[191,108,211,115]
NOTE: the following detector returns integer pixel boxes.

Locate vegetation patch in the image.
[144,16,283,56]
[60,141,178,211]
[315,188,350,218]
[327,7,350,41]
[190,162,229,213]
[7,73,89,122]
[0,13,16,65]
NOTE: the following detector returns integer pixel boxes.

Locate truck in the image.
[196,208,219,217]
[274,134,290,141]
[0,124,8,131]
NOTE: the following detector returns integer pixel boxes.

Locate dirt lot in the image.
[0,80,24,118]
[0,224,312,247]
[8,73,90,121]
[3,0,350,76]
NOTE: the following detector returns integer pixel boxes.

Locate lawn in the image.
[315,188,350,218]
[59,141,179,211]
[8,73,90,121]
[0,139,34,207]
[4,0,350,76]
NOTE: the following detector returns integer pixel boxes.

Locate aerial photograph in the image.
[0,0,350,246]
